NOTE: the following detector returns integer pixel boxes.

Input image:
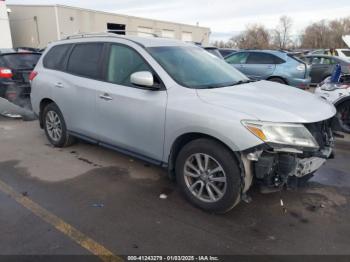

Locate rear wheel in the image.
[175,139,242,213]
[268,77,286,84]
[336,101,350,134]
[43,103,75,147]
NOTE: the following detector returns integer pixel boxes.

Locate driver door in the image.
[95,43,167,162]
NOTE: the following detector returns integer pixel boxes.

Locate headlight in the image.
[242,120,319,149]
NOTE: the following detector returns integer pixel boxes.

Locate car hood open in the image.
[196,80,336,123]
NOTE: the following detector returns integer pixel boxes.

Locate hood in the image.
[196,80,336,123]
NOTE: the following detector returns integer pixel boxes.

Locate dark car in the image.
[203,47,224,59]
[303,55,350,84]
[218,48,237,58]
[0,49,41,102]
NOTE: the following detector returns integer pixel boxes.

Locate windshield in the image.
[2,53,41,70]
[148,46,249,89]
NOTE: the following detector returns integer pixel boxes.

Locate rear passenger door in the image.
[244,52,277,79]
[95,43,167,162]
[54,42,105,138]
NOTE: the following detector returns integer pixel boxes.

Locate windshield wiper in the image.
[231,79,256,86]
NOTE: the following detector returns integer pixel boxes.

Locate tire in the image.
[336,101,350,134]
[175,138,242,213]
[268,77,286,84]
[43,103,75,147]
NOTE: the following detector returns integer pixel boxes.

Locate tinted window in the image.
[225,52,248,64]
[246,52,276,64]
[67,43,103,79]
[2,53,41,70]
[43,44,71,70]
[107,45,152,87]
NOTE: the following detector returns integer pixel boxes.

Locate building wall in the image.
[8,5,58,48]
[8,5,210,48]
[0,1,12,48]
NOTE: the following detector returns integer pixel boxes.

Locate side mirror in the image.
[130,71,154,88]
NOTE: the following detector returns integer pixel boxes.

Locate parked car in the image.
[203,47,224,59]
[0,49,41,102]
[308,49,350,60]
[315,74,350,133]
[218,48,237,58]
[31,35,335,213]
[225,50,311,88]
[303,55,350,84]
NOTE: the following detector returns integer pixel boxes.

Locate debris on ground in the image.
[129,159,134,162]
[320,203,326,208]
[92,203,104,208]
[21,191,28,197]
[280,198,288,213]
[159,194,167,200]
[242,194,252,203]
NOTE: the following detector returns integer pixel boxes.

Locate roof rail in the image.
[63,30,159,40]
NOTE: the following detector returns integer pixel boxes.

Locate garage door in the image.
[181,32,193,42]
[162,30,175,39]
[137,27,154,37]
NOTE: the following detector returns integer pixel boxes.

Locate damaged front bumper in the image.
[240,119,334,193]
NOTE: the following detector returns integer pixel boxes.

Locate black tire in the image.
[268,77,286,84]
[336,101,350,134]
[175,138,242,213]
[42,103,75,147]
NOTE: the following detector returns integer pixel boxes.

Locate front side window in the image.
[67,43,103,79]
[148,46,248,89]
[107,45,152,87]
[225,52,248,64]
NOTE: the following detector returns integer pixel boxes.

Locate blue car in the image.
[225,50,311,88]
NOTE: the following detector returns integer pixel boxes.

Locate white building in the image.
[8,4,211,48]
[0,0,13,48]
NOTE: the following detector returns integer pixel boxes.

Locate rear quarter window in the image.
[43,44,72,70]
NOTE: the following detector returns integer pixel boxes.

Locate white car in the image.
[314,75,350,133]
[30,34,336,213]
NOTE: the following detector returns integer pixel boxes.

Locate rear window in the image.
[2,53,41,70]
[43,44,72,70]
[67,43,104,79]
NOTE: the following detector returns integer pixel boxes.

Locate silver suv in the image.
[31,34,336,213]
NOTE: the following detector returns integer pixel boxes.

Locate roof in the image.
[55,33,195,48]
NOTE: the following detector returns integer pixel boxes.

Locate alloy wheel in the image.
[45,110,62,142]
[183,153,227,203]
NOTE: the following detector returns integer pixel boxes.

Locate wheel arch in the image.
[39,98,55,128]
[334,96,350,107]
[167,132,244,181]
[266,76,288,84]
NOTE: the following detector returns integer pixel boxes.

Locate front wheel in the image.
[175,139,242,213]
[337,101,350,134]
[43,103,75,147]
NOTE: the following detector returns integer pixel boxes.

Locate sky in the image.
[6,0,350,42]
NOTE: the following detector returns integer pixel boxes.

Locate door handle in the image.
[99,93,113,101]
[55,82,64,88]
